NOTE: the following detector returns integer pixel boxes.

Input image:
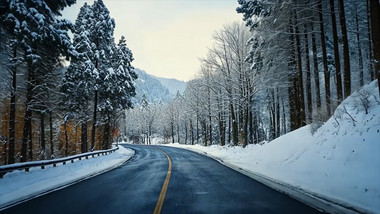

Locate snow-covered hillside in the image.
[132,68,172,105]
[154,76,186,96]
[166,81,380,213]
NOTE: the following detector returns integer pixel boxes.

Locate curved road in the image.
[2,145,321,213]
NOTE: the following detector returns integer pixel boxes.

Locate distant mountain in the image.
[154,76,187,96]
[132,69,172,105]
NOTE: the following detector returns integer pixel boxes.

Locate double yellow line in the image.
[153,147,172,214]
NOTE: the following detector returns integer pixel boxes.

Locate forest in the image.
[0,0,379,166]
[0,0,136,165]
[125,0,380,147]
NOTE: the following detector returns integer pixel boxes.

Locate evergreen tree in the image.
[61,2,96,153]
[98,36,136,149]
[62,1,136,151]
[2,0,75,162]
[88,0,115,150]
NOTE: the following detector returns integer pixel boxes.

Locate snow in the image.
[0,145,134,210]
[164,81,380,213]
[0,81,378,212]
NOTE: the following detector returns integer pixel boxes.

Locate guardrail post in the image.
[25,168,29,172]
[41,165,45,169]
[63,161,66,165]
[86,156,88,159]
[71,160,74,163]
[53,163,56,167]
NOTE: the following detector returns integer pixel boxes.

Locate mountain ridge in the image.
[132,68,186,106]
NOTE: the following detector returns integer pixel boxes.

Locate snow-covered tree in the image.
[62,2,96,153]
[2,0,75,162]
[62,1,136,151]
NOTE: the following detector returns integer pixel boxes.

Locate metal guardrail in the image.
[0,147,119,178]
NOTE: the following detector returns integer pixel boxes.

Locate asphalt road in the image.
[2,145,321,214]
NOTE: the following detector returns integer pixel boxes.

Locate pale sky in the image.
[62,0,243,81]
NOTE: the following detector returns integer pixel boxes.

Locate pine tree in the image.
[98,35,136,149]
[62,1,136,151]
[61,2,96,153]
[3,0,75,162]
[88,0,115,150]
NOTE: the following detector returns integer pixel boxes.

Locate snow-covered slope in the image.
[154,76,186,96]
[166,81,380,213]
[132,68,172,105]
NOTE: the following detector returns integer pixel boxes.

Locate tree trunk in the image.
[276,89,280,137]
[196,113,199,143]
[248,108,253,144]
[269,90,275,140]
[185,122,188,144]
[338,0,351,98]
[288,17,298,131]
[202,121,207,146]
[209,117,212,146]
[64,120,68,156]
[243,106,249,146]
[370,0,380,96]
[21,66,34,162]
[190,119,194,145]
[40,113,46,159]
[295,13,306,127]
[304,26,312,123]
[91,90,98,151]
[49,111,53,158]
[330,0,343,103]
[81,122,87,153]
[230,102,239,146]
[171,121,174,144]
[28,117,33,161]
[281,97,287,134]
[252,112,258,144]
[367,0,375,81]
[311,24,321,108]
[355,4,364,87]
[8,48,17,164]
[318,0,331,115]
[219,112,225,146]
[227,115,231,144]
[177,123,180,144]
[103,118,110,150]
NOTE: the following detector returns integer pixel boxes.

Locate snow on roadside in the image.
[0,145,134,209]
[165,81,380,213]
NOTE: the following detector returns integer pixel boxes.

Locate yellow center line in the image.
[153,147,172,214]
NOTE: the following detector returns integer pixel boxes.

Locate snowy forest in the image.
[0,0,136,165]
[125,0,380,146]
[0,0,379,166]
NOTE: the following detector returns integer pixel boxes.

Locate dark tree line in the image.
[0,0,136,165]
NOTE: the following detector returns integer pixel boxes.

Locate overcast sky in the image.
[62,0,243,81]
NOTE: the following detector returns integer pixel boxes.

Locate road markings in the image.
[153,148,172,214]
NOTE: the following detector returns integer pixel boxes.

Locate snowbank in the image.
[166,81,380,213]
[0,145,134,210]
